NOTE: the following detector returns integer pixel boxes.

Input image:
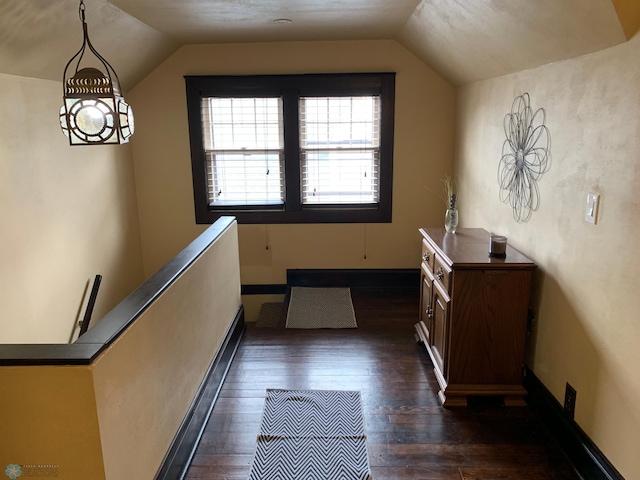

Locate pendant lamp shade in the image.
[60,1,134,145]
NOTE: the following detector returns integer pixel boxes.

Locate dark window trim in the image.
[184,73,396,224]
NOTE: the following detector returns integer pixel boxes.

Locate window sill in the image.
[197,205,392,224]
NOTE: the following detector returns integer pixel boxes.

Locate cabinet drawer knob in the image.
[422,252,430,262]
[436,267,445,281]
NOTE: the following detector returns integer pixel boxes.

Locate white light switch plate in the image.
[585,193,600,224]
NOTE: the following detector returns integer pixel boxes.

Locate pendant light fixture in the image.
[59,0,134,145]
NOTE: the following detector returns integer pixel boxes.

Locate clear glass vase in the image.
[445,208,458,233]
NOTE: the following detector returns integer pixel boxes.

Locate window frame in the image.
[185,72,395,224]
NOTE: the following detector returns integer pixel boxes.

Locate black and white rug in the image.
[285,287,357,329]
[248,389,371,480]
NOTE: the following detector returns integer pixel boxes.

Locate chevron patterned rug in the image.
[248,389,372,480]
[285,287,357,329]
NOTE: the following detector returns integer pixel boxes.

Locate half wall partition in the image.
[0,217,244,480]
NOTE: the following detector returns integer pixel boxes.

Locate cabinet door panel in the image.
[448,269,532,385]
[419,269,433,344]
[432,287,449,377]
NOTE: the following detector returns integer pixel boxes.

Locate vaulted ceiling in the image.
[0,0,638,90]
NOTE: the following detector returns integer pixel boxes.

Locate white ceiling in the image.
[108,0,423,44]
[399,0,627,85]
[0,0,633,90]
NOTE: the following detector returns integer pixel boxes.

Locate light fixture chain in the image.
[79,0,86,23]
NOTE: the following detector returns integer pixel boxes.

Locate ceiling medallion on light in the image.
[59,0,134,146]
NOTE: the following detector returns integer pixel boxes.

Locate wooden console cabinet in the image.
[415,228,536,407]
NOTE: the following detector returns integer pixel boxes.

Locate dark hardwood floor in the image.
[185,290,580,479]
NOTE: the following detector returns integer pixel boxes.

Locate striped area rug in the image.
[248,389,371,480]
[285,287,357,329]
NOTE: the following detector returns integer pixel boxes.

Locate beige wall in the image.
[0,220,241,480]
[455,34,640,478]
[0,73,144,344]
[0,365,106,479]
[128,40,456,320]
[92,221,241,480]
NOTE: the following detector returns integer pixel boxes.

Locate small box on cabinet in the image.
[489,235,507,258]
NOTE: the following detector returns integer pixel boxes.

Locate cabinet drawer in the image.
[421,239,436,271]
[434,255,452,293]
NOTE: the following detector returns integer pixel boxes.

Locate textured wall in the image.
[0,366,105,479]
[399,0,626,85]
[0,222,241,480]
[127,39,456,320]
[92,222,241,480]
[455,34,640,478]
[0,73,144,343]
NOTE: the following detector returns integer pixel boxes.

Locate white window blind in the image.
[300,96,380,204]
[201,97,284,206]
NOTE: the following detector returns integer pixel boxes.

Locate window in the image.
[185,73,395,224]
[202,97,284,206]
[300,96,380,205]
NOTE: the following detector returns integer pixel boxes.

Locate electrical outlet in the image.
[564,383,576,419]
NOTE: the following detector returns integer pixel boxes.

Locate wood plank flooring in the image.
[185,290,579,479]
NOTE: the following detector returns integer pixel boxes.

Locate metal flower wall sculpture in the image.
[498,93,551,222]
